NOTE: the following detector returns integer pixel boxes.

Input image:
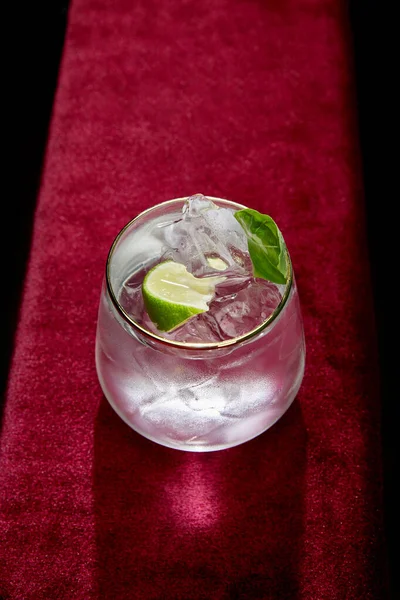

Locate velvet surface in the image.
[0,0,387,598]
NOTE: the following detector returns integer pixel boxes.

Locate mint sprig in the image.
[234,209,288,284]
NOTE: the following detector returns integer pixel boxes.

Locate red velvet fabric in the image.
[0,0,388,598]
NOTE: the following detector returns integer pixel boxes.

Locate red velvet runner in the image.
[0,0,388,598]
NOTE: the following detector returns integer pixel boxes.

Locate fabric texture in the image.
[0,0,388,598]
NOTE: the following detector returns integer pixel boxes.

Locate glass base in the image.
[96,358,305,452]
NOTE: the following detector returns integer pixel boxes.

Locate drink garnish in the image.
[142,260,225,331]
[234,209,288,284]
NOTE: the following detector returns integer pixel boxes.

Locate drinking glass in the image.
[96,197,305,451]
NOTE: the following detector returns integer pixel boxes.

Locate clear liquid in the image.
[119,262,283,343]
[96,278,305,451]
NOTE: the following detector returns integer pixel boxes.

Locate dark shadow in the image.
[93,397,307,599]
[1,1,70,415]
[349,2,397,597]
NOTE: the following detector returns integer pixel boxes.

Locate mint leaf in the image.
[234,209,288,284]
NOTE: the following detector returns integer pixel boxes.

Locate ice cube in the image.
[170,311,223,343]
[184,193,217,217]
[119,278,144,322]
[206,279,282,339]
[140,394,226,442]
[162,194,249,277]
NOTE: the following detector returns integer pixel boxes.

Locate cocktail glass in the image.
[96,196,305,451]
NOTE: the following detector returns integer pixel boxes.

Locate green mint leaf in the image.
[234,209,288,284]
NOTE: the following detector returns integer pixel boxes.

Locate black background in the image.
[2,1,397,597]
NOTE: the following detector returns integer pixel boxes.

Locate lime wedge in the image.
[142,261,225,332]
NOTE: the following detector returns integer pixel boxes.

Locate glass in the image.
[95,197,306,451]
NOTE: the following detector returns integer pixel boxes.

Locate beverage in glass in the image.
[96,194,305,451]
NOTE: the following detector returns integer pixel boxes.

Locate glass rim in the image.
[105,196,293,350]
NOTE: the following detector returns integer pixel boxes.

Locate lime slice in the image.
[142,261,225,332]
